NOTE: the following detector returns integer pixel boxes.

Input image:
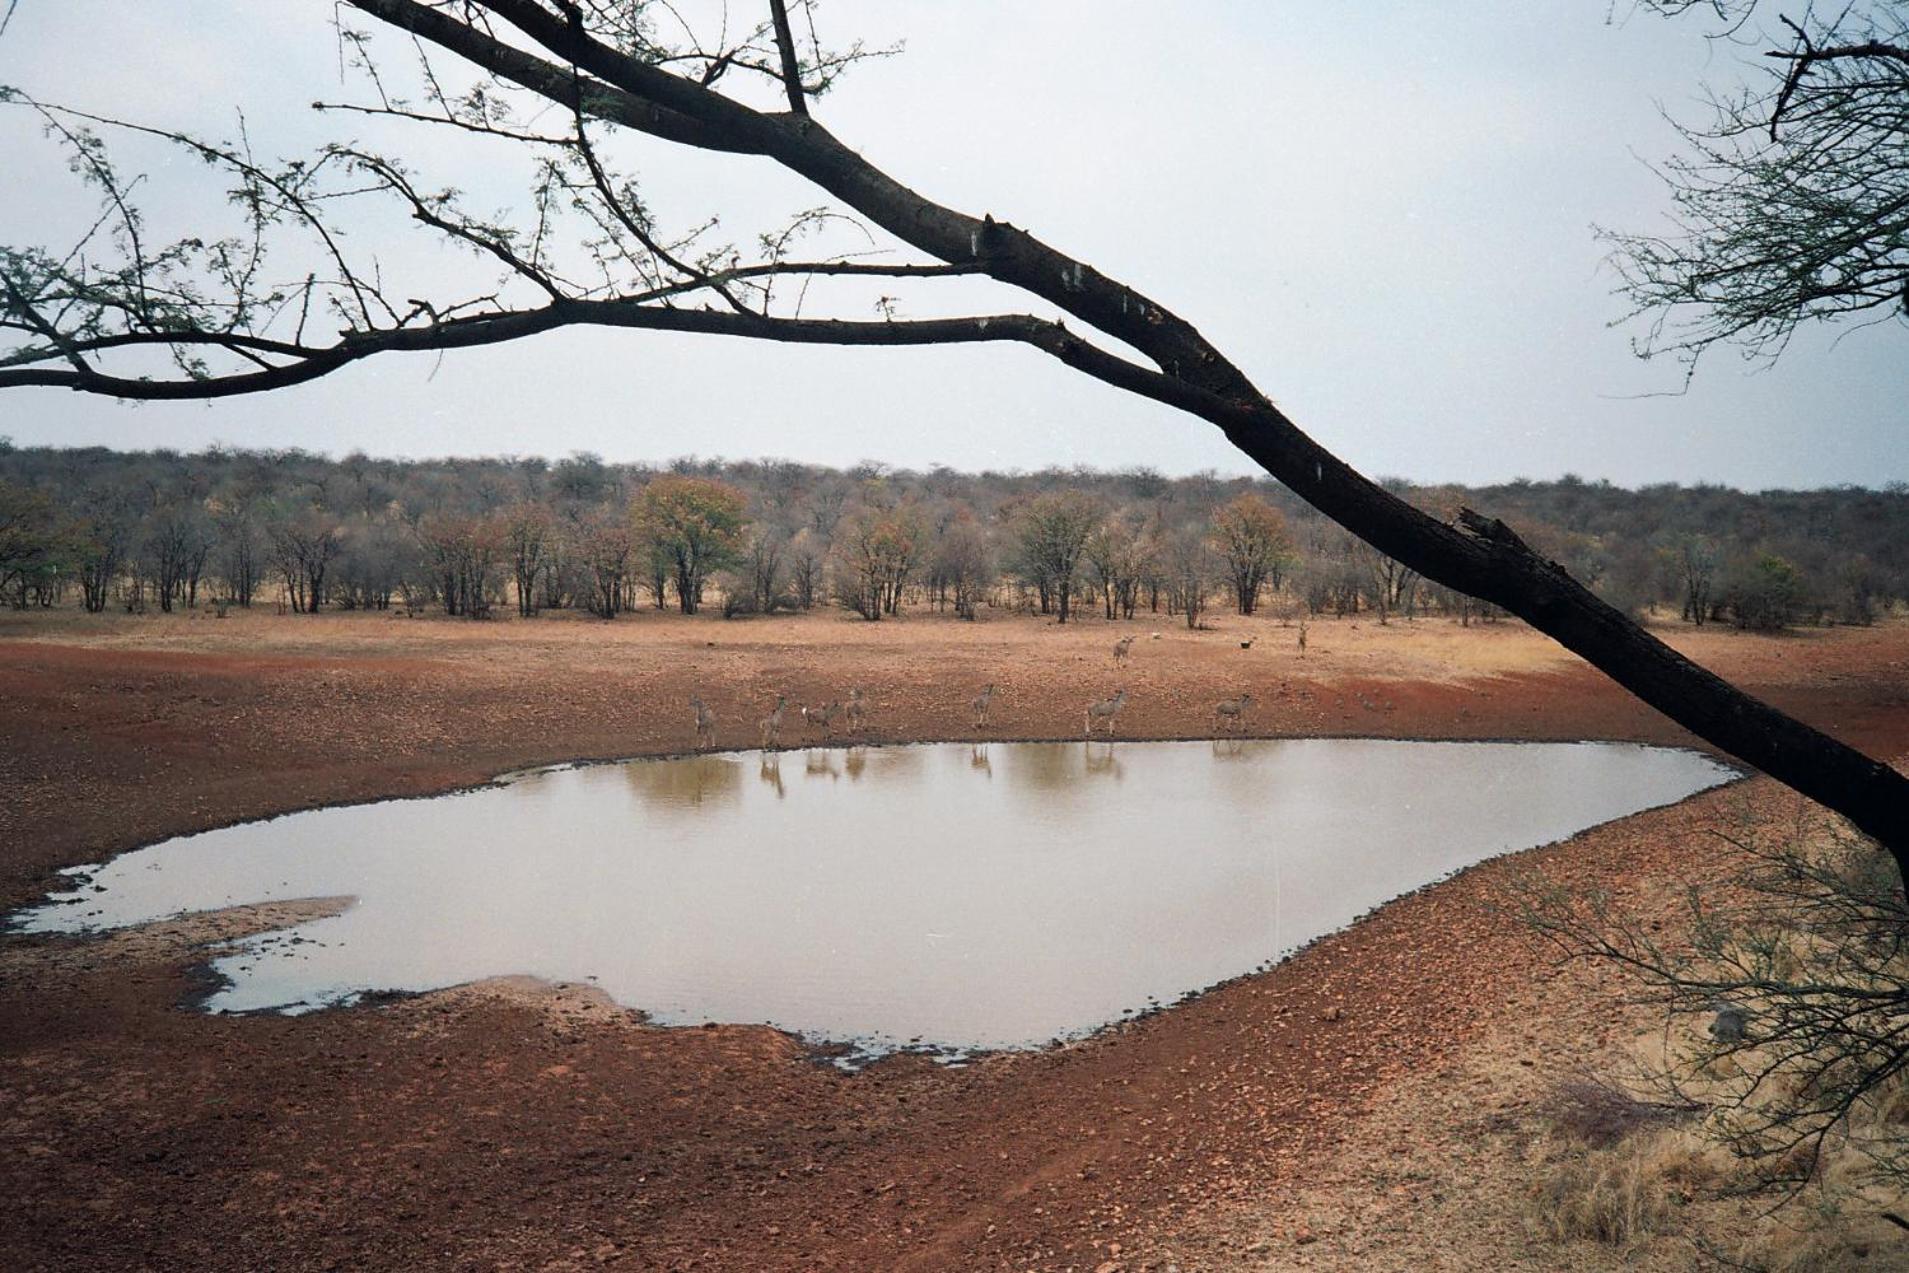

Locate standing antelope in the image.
[1214,692,1254,733]
[1085,688,1130,737]
[1112,634,1135,663]
[1298,620,1309,655]
[845,686,868,734]
[971,683,998,729]
[759,694,789,749]
[801,701,843,739]
[690,696,716,750]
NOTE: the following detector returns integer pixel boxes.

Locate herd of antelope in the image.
[691,631,1284,751]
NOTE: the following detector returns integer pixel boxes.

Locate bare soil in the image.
[2,604,1906,1271]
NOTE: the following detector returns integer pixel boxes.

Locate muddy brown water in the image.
[12,739,1734,1060]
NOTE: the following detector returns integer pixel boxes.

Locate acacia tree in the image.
[503,501,552,617]
[1610,2,1909,369]
[1012,491,1100,624]
[0,2,1905,867]
[833,500,921,620]
[0,481,71,609]
[634,475,747,615]
[1210,493,1294,616]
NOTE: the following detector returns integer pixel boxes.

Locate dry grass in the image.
[1528,1100,1717,1248]
[1730,1210,1909,1272]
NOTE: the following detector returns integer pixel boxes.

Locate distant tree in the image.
[266,505,342,614]
[209,498,264,607]
[1210,493,1296,615]
[1011,491,1100,623]
[725,526,790,616]
[0,481,71,609]
[833,502,923,620]
[1723,552,1805,631]
[142,501,213,612]
[929,512,993,620]
[635,476,748,616]
[1349,538,1419,624]
[503,501,553,617]
[786,527,827,611]
[73,495,132,614]
[578,513,634,619]
[1671,534,1721,625]
[414,512,501,617]
[333,518,410,610]
[1833,553,1881,626]
[1162,528,1216,630]
[1085,516,1149,620]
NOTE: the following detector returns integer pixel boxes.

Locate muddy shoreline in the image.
[2,610,1904,1271]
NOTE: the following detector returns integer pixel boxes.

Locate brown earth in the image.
[2,605,1906,1271]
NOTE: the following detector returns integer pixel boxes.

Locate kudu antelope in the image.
[1214,692,1254,733]
[801,700,843,739]
[971,683,998,729]
[758,694,790,749]
[1085,688,1130,737]
[844,686,868,734]
[690,696,716,750]
[1112,634,1135,663]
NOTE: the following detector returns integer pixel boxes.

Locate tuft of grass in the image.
[1726,1210,1909,1272]
[1529,1127,1715,1247]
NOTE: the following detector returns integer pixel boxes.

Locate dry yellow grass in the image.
[1528,1126,1715,1248]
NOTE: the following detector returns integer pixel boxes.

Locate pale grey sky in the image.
[0,2,1901,487]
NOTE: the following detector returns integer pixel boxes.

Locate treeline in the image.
[0,443,1904,631]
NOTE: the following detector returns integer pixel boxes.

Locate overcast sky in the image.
[0,2,1901,488]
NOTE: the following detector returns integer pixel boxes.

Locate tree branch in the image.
[766,0,808,115]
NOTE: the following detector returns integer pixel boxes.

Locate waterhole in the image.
[13,739,1735,1061]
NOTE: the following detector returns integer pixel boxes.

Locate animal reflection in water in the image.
[805,748,842,781]
[970,744,992,778]
[758,751,785,798]
[1083,739,1125,779]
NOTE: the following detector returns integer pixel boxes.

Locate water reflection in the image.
[757,753,784,798]
[13,740,1738,1058]
[1083,740,1124,780]
[1002,741,1077,793]
[621,754,743,814]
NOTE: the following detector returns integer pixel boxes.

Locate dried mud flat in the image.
[2,607,1906,1271]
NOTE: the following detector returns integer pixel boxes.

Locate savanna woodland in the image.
[2,1,1907,1270]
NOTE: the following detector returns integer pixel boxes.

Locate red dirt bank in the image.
[2,610,1904,1270]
